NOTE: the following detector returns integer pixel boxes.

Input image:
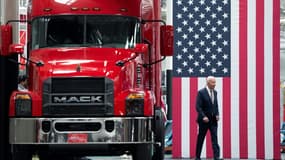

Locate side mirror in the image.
[0,25,13,56]
[134,43,148,55]
[160,25,174,56]
[9,44,24,55]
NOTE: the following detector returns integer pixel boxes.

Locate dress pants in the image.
[196,119,220,159]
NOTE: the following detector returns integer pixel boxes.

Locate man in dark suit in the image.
[195,76,220,160]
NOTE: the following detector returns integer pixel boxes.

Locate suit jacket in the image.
[196,87,219,123]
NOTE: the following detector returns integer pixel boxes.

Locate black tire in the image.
[152,108,165,160]
[132,144,152,160]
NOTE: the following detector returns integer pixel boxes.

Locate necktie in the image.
[210,90,214,104]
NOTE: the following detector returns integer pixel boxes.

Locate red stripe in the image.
[190,78,198,158]
[273,0,281,159]
[255,0,265,158]
[223,78,231,158]
[239,0,248,158]
[172,78,182,158]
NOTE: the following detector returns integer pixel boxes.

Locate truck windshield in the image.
[31,15,141,49]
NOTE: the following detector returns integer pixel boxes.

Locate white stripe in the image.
[247,0,257,158]
[181,78,190,157]
[215,78,223,158]
[264,0,274,158]
[166,0,173,25]
[230,0,240,157]
[198,78,207,158]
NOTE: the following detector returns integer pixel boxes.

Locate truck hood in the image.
[30,47,136,79]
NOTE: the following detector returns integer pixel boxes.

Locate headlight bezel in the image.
[125,93,144,116]
[14,93,32,116]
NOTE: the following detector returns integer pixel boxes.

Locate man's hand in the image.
[216,115,220,121]
[203,116,209,123]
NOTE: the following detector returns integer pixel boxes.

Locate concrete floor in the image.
[51,153,285,160]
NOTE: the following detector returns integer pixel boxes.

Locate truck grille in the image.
[42,77,114,116]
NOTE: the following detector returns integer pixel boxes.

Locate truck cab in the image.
[0,0,173,159]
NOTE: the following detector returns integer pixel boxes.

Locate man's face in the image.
[23,79,28,87]
[207,78,216,89]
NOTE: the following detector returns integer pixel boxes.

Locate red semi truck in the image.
[0,0,173,160]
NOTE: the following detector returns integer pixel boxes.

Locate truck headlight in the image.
[125,93,144,116]
[15,93,32,116]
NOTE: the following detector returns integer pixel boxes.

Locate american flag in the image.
[172,0,280,159]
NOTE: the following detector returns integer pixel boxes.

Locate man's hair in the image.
[206,76,215,82]
[18,75,28,83]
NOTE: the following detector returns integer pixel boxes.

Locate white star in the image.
[223,0,228,5]
[194,6,200,12]
[182,20,188,26]
[182,47,188,53]
[176,13,182,19]
[205,47,211,53]
[194,20,200,26]
[217,20,222,25]
[211,27,217,32]
[200,68,205,73]
[176,54,182,60]
[194,47,199,53]
[211,68,217,73]
[216,33,222,39]
[176,40,182,47]
[199,0,205,5]
[182,34,188,40]
[217,47,222,53]
[176,68,182,74]
[194,34,199,39]
[182,61,188,67]
[205,20,211,26]
[200,13,205,19]
[217,6,222,12]
[223,68,228,73]
[188,68,194,73]
[188,40,194,46]
[211,0,217,5]
[176,27,182,33]
[194,61,199,66]
[223,40,228,46]
[205,6,211,12]
[188,27,194,32]
[188,0,194,5]
[223,13,228,19]
[223,54,228,59]
[205,34,211,39]
[188,13,194,19]
[199,54,205,60]
[199,27,205,32]
[199,40,205,46]
[217,61,222,66]
[188,54,194,60]
[211,41,217,46]
[176,0,182,6]
[223,26,228,32]
[211,54,217,60]
[211,13,217,19]
[182,7,188,12]
[205,61,211,66]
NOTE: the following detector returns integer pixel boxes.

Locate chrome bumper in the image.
[9,117,153,144]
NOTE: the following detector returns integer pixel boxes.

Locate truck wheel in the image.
[152,108,165,160]
[132,144,152,160]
